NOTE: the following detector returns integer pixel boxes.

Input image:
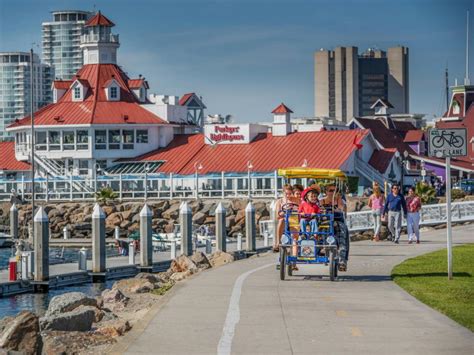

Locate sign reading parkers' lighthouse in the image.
[428,128,467,158]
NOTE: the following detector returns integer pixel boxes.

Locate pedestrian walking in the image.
[383,184,407,244]
[406,186,422,244]
[368,183,384,242]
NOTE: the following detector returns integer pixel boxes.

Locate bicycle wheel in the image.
[452,135,464,148]
[432,136,445,148]
[279,247,287,281]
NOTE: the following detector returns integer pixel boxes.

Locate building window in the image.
[74,87,81,100]
[108,130,120,149]
[78,160,89,175]
[95,130,107,150]
[36,132,47,151]
[136,129,148,143]
[123,130,134,149]
[77,130,89,150]
[49,131,60,151]
[67,159,74,174]
[63,131,75,150]
[110,86,118,99]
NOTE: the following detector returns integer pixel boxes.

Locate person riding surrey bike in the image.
[320,184,350,271]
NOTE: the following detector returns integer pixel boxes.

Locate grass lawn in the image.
[392,244,474,332]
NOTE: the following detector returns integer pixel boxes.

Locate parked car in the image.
[454,179,474,195]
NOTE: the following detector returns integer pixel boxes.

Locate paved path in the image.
[121,225,474,355]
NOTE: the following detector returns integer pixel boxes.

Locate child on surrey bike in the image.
[298,186,321,237]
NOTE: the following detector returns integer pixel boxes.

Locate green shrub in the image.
[415,181,436,204]
[451,189,466,201]
[95,186,118,203]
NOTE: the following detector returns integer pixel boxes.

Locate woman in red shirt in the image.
[406,186,422,244]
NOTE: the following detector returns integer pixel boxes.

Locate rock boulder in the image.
[168,255,198,274]
[46,292,97,317]
[40,307,95,332]
[0,311,40,354]
[190,252,212,270]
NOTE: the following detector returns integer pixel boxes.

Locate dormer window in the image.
[110,86,118,99]
[104,78,121,101]
[74,87,81,100]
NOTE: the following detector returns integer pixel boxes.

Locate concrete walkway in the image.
[121,225,474,355]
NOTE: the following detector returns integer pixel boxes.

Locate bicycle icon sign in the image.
[428,128,467,158]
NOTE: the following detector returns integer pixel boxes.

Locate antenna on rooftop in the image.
[465,10,471,85]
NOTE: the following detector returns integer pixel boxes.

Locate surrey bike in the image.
[277,168,348,281]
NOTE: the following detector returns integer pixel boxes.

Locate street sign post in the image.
[428,128,467,280]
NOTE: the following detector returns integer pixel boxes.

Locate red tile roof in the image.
[354,117,415,155]
[0,142,30,171]
[368,148,397,174]
[131,130,370,174]
[404,130,425,142]
[52,80,72,90]
[179,93,194,106]
[8,64,167,128]
[272,103,293,114]
[85,11,115,27]
[128,79,148,89]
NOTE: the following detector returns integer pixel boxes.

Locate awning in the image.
[105,161,164,175]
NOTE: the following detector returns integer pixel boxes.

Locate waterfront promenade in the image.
[118,225,474,355]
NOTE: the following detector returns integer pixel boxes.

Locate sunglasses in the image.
[328,189,335,192]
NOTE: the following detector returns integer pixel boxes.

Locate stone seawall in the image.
[0,199,273,239]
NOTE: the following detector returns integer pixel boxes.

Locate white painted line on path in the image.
[217,262,275,355]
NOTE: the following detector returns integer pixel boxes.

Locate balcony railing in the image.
[81,33,119,44]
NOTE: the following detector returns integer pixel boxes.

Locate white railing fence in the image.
[346,200,474,232]
[0,172,282,202]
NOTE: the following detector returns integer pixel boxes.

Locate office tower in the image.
[314,46,409,121]
[0,52,52,141]
[42,10,93,80]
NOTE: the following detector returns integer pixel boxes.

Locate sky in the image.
[0,0,473,122]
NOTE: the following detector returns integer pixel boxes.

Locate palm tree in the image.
[415,181,436,204]
[95,186,118,204]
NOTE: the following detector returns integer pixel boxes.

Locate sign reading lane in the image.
[428,128,467,158]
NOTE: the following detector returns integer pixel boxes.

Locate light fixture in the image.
[247,161,253,170]
[302,159,308,168]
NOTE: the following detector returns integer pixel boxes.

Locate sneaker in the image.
[416,240,420,244]
[338,262,347,272]
[408,240,413,244]
[394,240,399,244]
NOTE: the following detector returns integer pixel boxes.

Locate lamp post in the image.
[401,150,409,192]
[194,162,203,199]
[247,161,253,199]
[94,163,101,198]
[420,160,426,182]
[144,163,150,201]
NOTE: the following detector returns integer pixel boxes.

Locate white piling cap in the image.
[92,203,105,219]
[216,202,226,214]
[180,201,192,214]
[10,203,17,212]
[33,206,48,222]
[245,201,255,212]
[140,204,152,217]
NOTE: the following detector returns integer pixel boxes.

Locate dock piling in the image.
[140,204,153,267]
[92,204,106,275]
[10,203,18,239]
[180,202,193,256]
[33,206,49,282]
[237,233,242,251]
[270,200,278,245]
[245,202,256,252]
[215,202,226,252]
[170,239,177,259]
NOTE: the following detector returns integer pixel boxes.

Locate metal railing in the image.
[0,172,281,202]
[346,200,474,232]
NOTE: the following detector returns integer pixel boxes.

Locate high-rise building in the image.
[314,46,409,122]
[0,52,52,141]
[42,10,93,80]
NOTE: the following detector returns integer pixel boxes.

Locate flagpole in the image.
[30,48,35,238]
